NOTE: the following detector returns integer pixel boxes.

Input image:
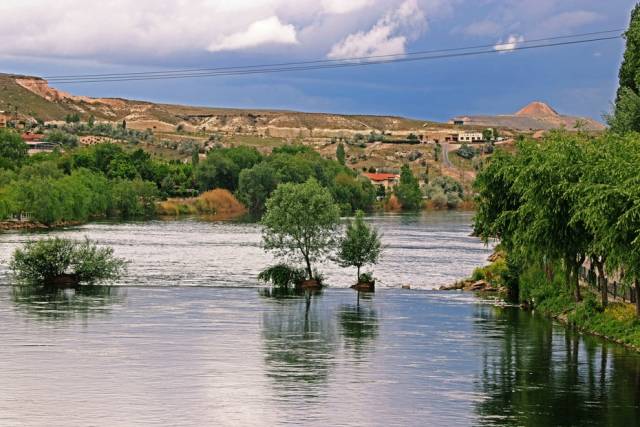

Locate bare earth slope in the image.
[0,73,433,135]
[451,101,605,131]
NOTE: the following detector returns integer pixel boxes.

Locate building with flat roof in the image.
[458,132,483,143]
[0,111,7,128]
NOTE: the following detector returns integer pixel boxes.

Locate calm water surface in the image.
[1,213,639,426]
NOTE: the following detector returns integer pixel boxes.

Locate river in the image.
[1,212,639,426]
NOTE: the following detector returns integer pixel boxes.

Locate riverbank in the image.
[0,220,82,232]
[448,253,640,352]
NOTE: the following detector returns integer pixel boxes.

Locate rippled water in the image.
[0,212,492,289]
[1,213,639,426]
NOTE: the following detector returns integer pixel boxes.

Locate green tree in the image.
[609,4,640,132]
[262,179,341,280]
[195,152,239,191]
[395,165,422,210]
[336,142,346,165]
[336,210,382,281]
[237,162,279,216]
[482,128,494,141]
[0,129,28,169]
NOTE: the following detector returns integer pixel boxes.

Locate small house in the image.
[363,172,400,189]
[458,132,483,143]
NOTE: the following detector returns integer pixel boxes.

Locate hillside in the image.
[0,73,442,138]
[451,101,605,131]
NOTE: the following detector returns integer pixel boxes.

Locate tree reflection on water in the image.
[11,285,124,321]
[261,290,338,399]
[473,305,640,426]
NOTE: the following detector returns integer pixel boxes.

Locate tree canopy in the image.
[262,179,341,280]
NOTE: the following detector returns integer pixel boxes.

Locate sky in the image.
[0,0,637,122]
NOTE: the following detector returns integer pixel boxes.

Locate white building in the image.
[458,132,483,143]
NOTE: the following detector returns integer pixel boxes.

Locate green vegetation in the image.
[0,128,28,169]
[394,165,422,210]
[0,141,191,225]
[336,210,382,282]
[336,142,346,165]
[424,176,464,209]
[262,179,341,281]
[608,4,640,133]
[258,263,306,289]
[456,143,477,160]
[11,238,126,285]
[474,130,640,317]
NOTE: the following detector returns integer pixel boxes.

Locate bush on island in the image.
[10,238,126,285]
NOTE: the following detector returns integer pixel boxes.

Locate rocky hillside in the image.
[451,101,605,131]
[0,73,442,138]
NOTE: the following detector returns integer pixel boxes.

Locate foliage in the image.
[336,142,346,165]
[237,162,279,216]
[456,143,476,159]
[45,130,79,148]
[336,210,382,281]
[425,176,464,209]
[10,238,126,284]
[609,4,640,133]
[0,128,28,169]
[158,189,246,219]
[262,179,341,279]
[258,263,306,288]
[395,165,422,210]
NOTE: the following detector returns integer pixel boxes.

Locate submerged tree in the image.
[11,238,127,285]
[262,178,341,280]
[336,210,382,282]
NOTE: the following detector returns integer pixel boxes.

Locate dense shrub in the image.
[11,238,126,284]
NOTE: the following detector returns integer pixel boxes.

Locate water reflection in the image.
[261,291,338,399]
[473,306,640,426]
[338,302,379,359]
[11,285,124,321]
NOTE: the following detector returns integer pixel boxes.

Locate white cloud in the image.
[208,16,298,52]
[327,0,426,59]
[321,0,372,15]
[493,34,525,53]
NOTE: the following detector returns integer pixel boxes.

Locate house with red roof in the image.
[363,172,400,189]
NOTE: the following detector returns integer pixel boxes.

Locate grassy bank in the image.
[468,257,640,352]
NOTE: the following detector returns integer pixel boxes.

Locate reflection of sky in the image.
[1,287,639,426]
[0,212,494,290]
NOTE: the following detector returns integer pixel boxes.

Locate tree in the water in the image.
[608,4,640,133]
[262,179,341,280]
[336,210,382,282]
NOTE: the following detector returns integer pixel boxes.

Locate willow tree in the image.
[574,133,640,316]
[262,178,341,280]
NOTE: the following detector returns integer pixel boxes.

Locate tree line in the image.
[473,5,640,317]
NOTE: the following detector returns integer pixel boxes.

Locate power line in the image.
[37,33,622,85]
[43,28,624,81]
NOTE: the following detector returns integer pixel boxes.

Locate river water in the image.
[1,213,639,426]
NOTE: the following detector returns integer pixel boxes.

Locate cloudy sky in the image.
[0,0,636,121]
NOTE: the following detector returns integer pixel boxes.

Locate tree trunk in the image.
[304,255,313,280]
[573,263,582,302]
[635,279,640,318]
[595,261,607,308]
[357,265,361,282]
